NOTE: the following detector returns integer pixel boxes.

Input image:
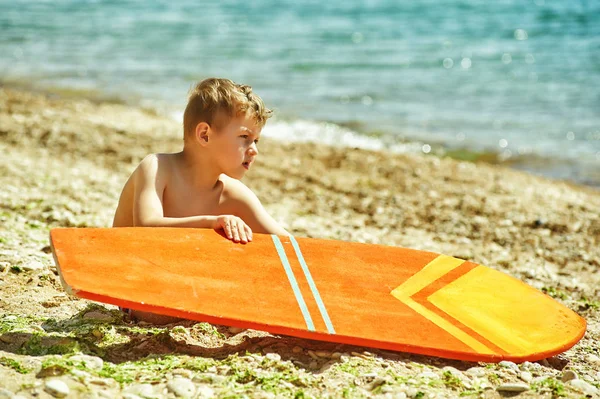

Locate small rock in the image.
[418,371,438,379]
[586,354,600,364]
[307,350,319,359]
[309,360,318,369]
[292,346,303,353]
[196,385,215,398]
[561,370,577,382]
[44,379,70,398]
[521,361,535,369]
[265,353,281,362]
[228,326,244,334]
[172,368,193,378]
[366,377,387,391]
[83,311,113,321]
[331,352,342,359]
[0,262,9,272]
[0,388,14,398]
[403,387,419,398]
[499,360,519,371]
[70,354,104,370]
[496,382,529,393]
[69,368,91,378]
[97,391,118,399]
[123,383,154,398]
[315,350,330,358]
[167,377,196,398]
[22,261,45,271]
[568,379,599,396]
[465,367,486,377]
[89,378,112,386]
[520,371,533,382]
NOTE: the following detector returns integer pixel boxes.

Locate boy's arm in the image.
[229,180,290,236]
[132,155,214,229]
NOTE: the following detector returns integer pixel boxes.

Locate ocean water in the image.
[1,0,599,186]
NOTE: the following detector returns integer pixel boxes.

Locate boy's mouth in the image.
[242,161,251,170]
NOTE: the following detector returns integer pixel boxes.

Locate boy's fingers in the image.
[245,224,253,241]
[224,220,233,239]
[232,222,240,242]
[238,223,248,243]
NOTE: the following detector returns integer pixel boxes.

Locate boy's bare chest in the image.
[162,184,227,218]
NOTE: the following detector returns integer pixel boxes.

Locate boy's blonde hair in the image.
[183,78,273,139]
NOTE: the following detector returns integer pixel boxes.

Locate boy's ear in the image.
[195,122,211,146]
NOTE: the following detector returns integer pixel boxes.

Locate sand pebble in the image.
[308,350,319,359]
[418,371,438,379]
[44,379,70,398]
[366,377,387,391]
[465,367,486,377]
[442,366,462,377]
[561,370,578,382]
[499,360,519,371]
[70,354,104,370]
[97,391,117,399]
[172,368,193,378]
[266,353,281,362]
[292,346,303,353]
[315,350,331,358]
[496,382,529,392]
[520,371,533,382]
[568,379,599,396]
[167,377,196,398]
[22,261,45,271]
[83,311,113,322]
[228,326,244,334]
[0,262,9,271]
[586,354,600,364]
[196,385,215,398]
[123,383,154,398]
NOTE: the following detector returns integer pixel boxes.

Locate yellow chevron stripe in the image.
[401,296,495,354]
[390,255,465,298]
[390,254,495,355]
[429,266,546,355]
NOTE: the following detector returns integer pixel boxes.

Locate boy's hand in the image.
[213,215,253,243]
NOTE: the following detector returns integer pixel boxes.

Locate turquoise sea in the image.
[1,0,599,186]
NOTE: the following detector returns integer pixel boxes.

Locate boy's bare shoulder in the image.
[133,153,177,177]
[219,174,256,202]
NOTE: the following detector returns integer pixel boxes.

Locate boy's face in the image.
[209,113,262,179]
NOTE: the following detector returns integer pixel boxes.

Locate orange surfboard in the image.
[49,227,586,362]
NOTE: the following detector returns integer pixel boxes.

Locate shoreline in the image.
[1,86,599,398]
[2,80,598,191]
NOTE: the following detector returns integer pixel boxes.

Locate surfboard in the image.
[49,227,586,362]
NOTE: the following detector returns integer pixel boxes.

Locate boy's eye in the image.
[240,135,249,139]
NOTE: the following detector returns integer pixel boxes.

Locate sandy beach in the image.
[1,86,599,398]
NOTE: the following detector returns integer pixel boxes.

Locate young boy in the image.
[112,77,289,323]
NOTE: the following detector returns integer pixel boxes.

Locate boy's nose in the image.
[248,143,259,155]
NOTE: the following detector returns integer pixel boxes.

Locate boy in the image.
[112,78,289,323]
